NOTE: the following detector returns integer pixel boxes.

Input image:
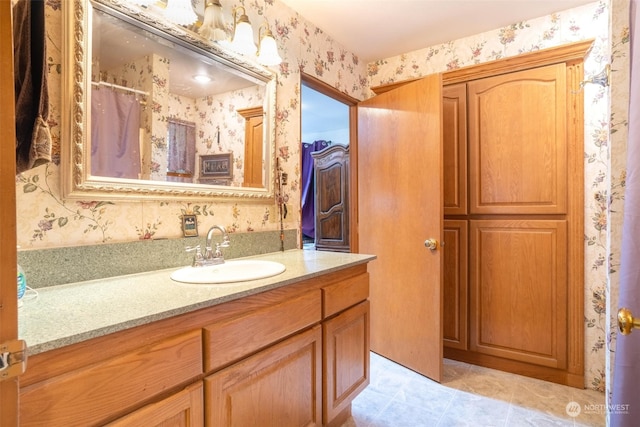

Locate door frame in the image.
[299,73,360,252]
[1,0,20,423]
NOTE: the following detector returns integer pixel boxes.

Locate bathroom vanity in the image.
[18,250,374,426]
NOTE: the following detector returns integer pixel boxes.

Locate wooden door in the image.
[358,74,444,381]
[238,107,264,188]
[0,1,19,424]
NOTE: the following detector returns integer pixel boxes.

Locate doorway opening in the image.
[300,74,357,252]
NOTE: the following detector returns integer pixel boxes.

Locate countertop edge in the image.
[20,250,376,355]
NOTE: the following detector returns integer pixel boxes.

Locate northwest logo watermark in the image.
[565,401,630,417]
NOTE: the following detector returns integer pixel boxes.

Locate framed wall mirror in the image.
[61,0,277,200]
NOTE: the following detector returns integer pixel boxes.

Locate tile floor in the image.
[342,352,605,427]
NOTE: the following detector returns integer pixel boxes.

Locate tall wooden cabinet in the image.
[312,145,350,252]
[442,45,586,387]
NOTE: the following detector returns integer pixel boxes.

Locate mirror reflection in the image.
[91,4,267,187]
[61,0,277,201]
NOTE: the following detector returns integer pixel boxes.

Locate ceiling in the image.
[278,0,597,62]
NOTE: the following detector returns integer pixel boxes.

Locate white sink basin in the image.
[170,259,286,284]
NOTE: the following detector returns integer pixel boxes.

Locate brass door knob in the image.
[424,239,438,251]
[618,308,640,335]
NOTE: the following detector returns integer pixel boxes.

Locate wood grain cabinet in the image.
[442,56,584,387]
[205,326,323,427]
[19,264,371,426]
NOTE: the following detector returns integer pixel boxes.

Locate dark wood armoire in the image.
[311,145,350,252]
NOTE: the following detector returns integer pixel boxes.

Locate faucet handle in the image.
[214,243,223,258]
[185,245,204,266]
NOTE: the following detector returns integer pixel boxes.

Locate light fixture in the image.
[257,23,282,66]
[193,74,212,83]
[199,0,227,41]
[580,64,611,88]
[163,0,197,26]
[230,6,257,56]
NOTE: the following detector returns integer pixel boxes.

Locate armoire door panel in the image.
[468,63,567,215]
[313,146,350,252]
[443,220,468,350]
[469,220,567,369]
[443,83,468,216]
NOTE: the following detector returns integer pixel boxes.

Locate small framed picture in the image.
[199,153,233,181]
[182,214,198,237]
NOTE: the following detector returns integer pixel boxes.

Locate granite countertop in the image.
[18,249,376,356]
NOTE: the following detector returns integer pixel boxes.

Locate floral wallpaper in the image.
[607,0,631,409]
[16,0,631,398]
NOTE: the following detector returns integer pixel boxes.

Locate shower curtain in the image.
[91,88,141,179]
[301,140,331,239]
[611,0,640,425]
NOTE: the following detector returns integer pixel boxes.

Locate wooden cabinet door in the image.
[443,220,468,350]
[469,220,568,369]
[205,326,322,427]
[312,145,350,252]
[468,64,567,215]
[323,301,370,424]
[106,382,204,427]
[443,83,468,216]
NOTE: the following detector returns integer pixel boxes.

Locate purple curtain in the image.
[301,140,331,239]
[91,88,141,179]
[611,1,640,425]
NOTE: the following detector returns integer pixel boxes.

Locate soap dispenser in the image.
[17,264,26,307]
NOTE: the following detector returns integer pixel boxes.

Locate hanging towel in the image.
[13,0,52,174]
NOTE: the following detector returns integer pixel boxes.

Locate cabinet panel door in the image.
[107,382,204,427]
[468,64,567,214]
[443,220,468,350]
[205,326,322,427]
[469,220,567,368]
[323,301,370,424]
[443,83,468,216]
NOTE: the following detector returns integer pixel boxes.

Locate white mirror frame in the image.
[61,0,277,201]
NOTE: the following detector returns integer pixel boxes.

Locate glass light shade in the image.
[257,35,282,66]
[163,0,197,26]
[231,20,257,56]
[199,0,227,42]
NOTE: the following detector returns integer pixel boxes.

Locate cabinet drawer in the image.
[20,330,203,426]
[323,272,369,318]
[204,290,322,372]
[106,382,204,426]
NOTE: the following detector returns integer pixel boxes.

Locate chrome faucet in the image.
[186,225,230,267]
